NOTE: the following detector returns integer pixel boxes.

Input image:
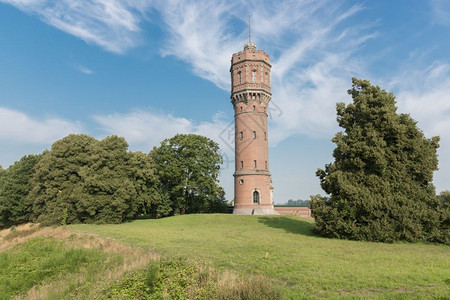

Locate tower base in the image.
[233,208,279,215]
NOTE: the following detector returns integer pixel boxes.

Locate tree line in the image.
[0,133,226,228]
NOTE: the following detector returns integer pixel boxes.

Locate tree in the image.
[128,151,171,219]
[0,153,43,228]
[151,134,226,215]
[311,78,448,244]
[28,134,98,225]
[28,134,164,225]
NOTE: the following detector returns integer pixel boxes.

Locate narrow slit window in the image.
[253,105,256,111]
[253,131,256,139]
[240,131,243,140]
[264,132,267,140]
[237,71,241,84]
[265,161,268,169]
[254,160,257,168]
[252,70,256,83]
[253,191,260,204]
[240,106,243,112]
[240,161,244,169]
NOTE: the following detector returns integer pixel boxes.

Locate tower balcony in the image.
[231,89,271,105]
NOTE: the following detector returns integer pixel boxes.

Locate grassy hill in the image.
[1,215,448,299]
[68,214,450,299]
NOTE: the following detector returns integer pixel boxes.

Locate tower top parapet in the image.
[244,42,256,50]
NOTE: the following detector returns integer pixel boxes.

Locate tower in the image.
[230,32,277,215]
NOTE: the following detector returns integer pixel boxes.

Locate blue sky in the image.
[1,0,449,203]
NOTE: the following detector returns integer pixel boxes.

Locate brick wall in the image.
[274,207,313,219]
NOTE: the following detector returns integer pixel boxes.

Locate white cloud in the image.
[2,0,448,193]
[74,64,94,74]
[430,0,450,27]
[0,0,144,53]
[0,107,83,143]
[155,0,241,90]
[93,109,233,155]
[152,0,374,144]
[391,62,450,192]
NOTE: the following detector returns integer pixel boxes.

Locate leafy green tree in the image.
[129,151,171,218]
[29,134,98,225]
[311,78,448,244]
[151,134,226,215]
[438,190,450,232]
[28,134,164,225]
[0,153,43,228]
[75,135,139,223]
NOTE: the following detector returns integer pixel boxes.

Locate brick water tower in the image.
[230,32,277,215]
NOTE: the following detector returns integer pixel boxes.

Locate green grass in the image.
[0,237,121,300]
[69,214,450,299]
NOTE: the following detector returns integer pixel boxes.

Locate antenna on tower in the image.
[244,14,255,50]
[248,14,251,44]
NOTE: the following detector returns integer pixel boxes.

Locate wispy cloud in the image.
[74,63,94,74]
[0,0,144,53]
[390,61,450,191]
[93,109,233,155]
[153,0,373,142]
[430,0,450,27]
[155,0,241,89]
[0,107,83,143]
[1,0,448,191]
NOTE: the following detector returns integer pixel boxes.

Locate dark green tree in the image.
[28,134,98,225]
[311,78,448,244]
[28,134,164,225]
[437,190,450,233]
[129,151,171,218]
[151,134,226,215]
[0,154,43,228]
[75,135,139,223]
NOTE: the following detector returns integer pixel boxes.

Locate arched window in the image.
[253,191,260,204]
[237,71,242,84]
[252,70,256,83]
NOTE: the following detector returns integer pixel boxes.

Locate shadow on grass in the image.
[257,216,317,236]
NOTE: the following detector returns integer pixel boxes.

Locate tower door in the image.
[253,190,260,204]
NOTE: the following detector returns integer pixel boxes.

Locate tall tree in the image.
[28,134,98,225]
[0,153,43,228]
[311,78,448,244]
[28,134,164,225]
[151,134,226,215]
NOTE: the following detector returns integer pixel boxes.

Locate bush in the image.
[106,258,283,299]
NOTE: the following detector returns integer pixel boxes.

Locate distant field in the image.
[69,214,450,299]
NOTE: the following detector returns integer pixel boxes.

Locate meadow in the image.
[68,214,450,299]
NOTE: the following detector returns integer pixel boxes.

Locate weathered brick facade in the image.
[231,42,277,215]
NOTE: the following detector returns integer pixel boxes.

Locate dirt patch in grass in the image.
[1,224,159,299]
[1,223,157,259]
